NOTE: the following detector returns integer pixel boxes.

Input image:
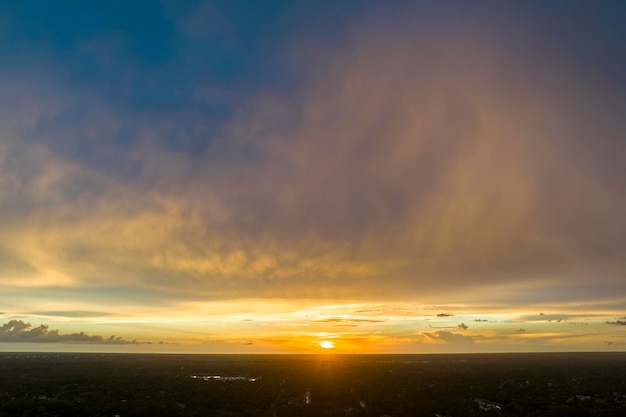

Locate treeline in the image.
[0,353,625,416]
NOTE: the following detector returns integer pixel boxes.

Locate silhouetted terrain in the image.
[0,352,625,416]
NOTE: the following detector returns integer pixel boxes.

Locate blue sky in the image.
[0,1,625,353]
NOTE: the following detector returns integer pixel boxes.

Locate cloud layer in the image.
[2,20,623,305]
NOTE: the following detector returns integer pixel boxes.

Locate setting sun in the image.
[319,340,335,349]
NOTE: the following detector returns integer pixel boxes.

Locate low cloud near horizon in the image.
[0,320,147,344]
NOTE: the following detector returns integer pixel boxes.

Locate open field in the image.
[0,352,625,416]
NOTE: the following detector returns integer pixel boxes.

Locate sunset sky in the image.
[1,1,625,354]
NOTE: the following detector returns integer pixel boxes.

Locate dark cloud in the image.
[0,320,148,344]
[457,323,468,330]
[606,320,626,326]
[437,313,453,317]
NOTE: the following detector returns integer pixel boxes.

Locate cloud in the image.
[437,313,453,317]
[428,322,468,331]
[29,311,113,318]
[0,247,36,278]
[606,320,626,326]
[311,317,385,323]
[0,6,624,310]
[517,313,578,322]
[0,320,147,344]
[422,331,474,344]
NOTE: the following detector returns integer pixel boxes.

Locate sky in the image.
[0,1,625,354]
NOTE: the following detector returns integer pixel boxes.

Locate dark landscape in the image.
[0,352,624,417]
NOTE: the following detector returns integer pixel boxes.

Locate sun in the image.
[319,340,335,349]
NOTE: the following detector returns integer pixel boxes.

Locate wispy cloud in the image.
[311,317,386,323]
[29,311,113,318]
[422,331,474,344]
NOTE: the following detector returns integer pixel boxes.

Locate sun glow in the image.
[319,340,335,349]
